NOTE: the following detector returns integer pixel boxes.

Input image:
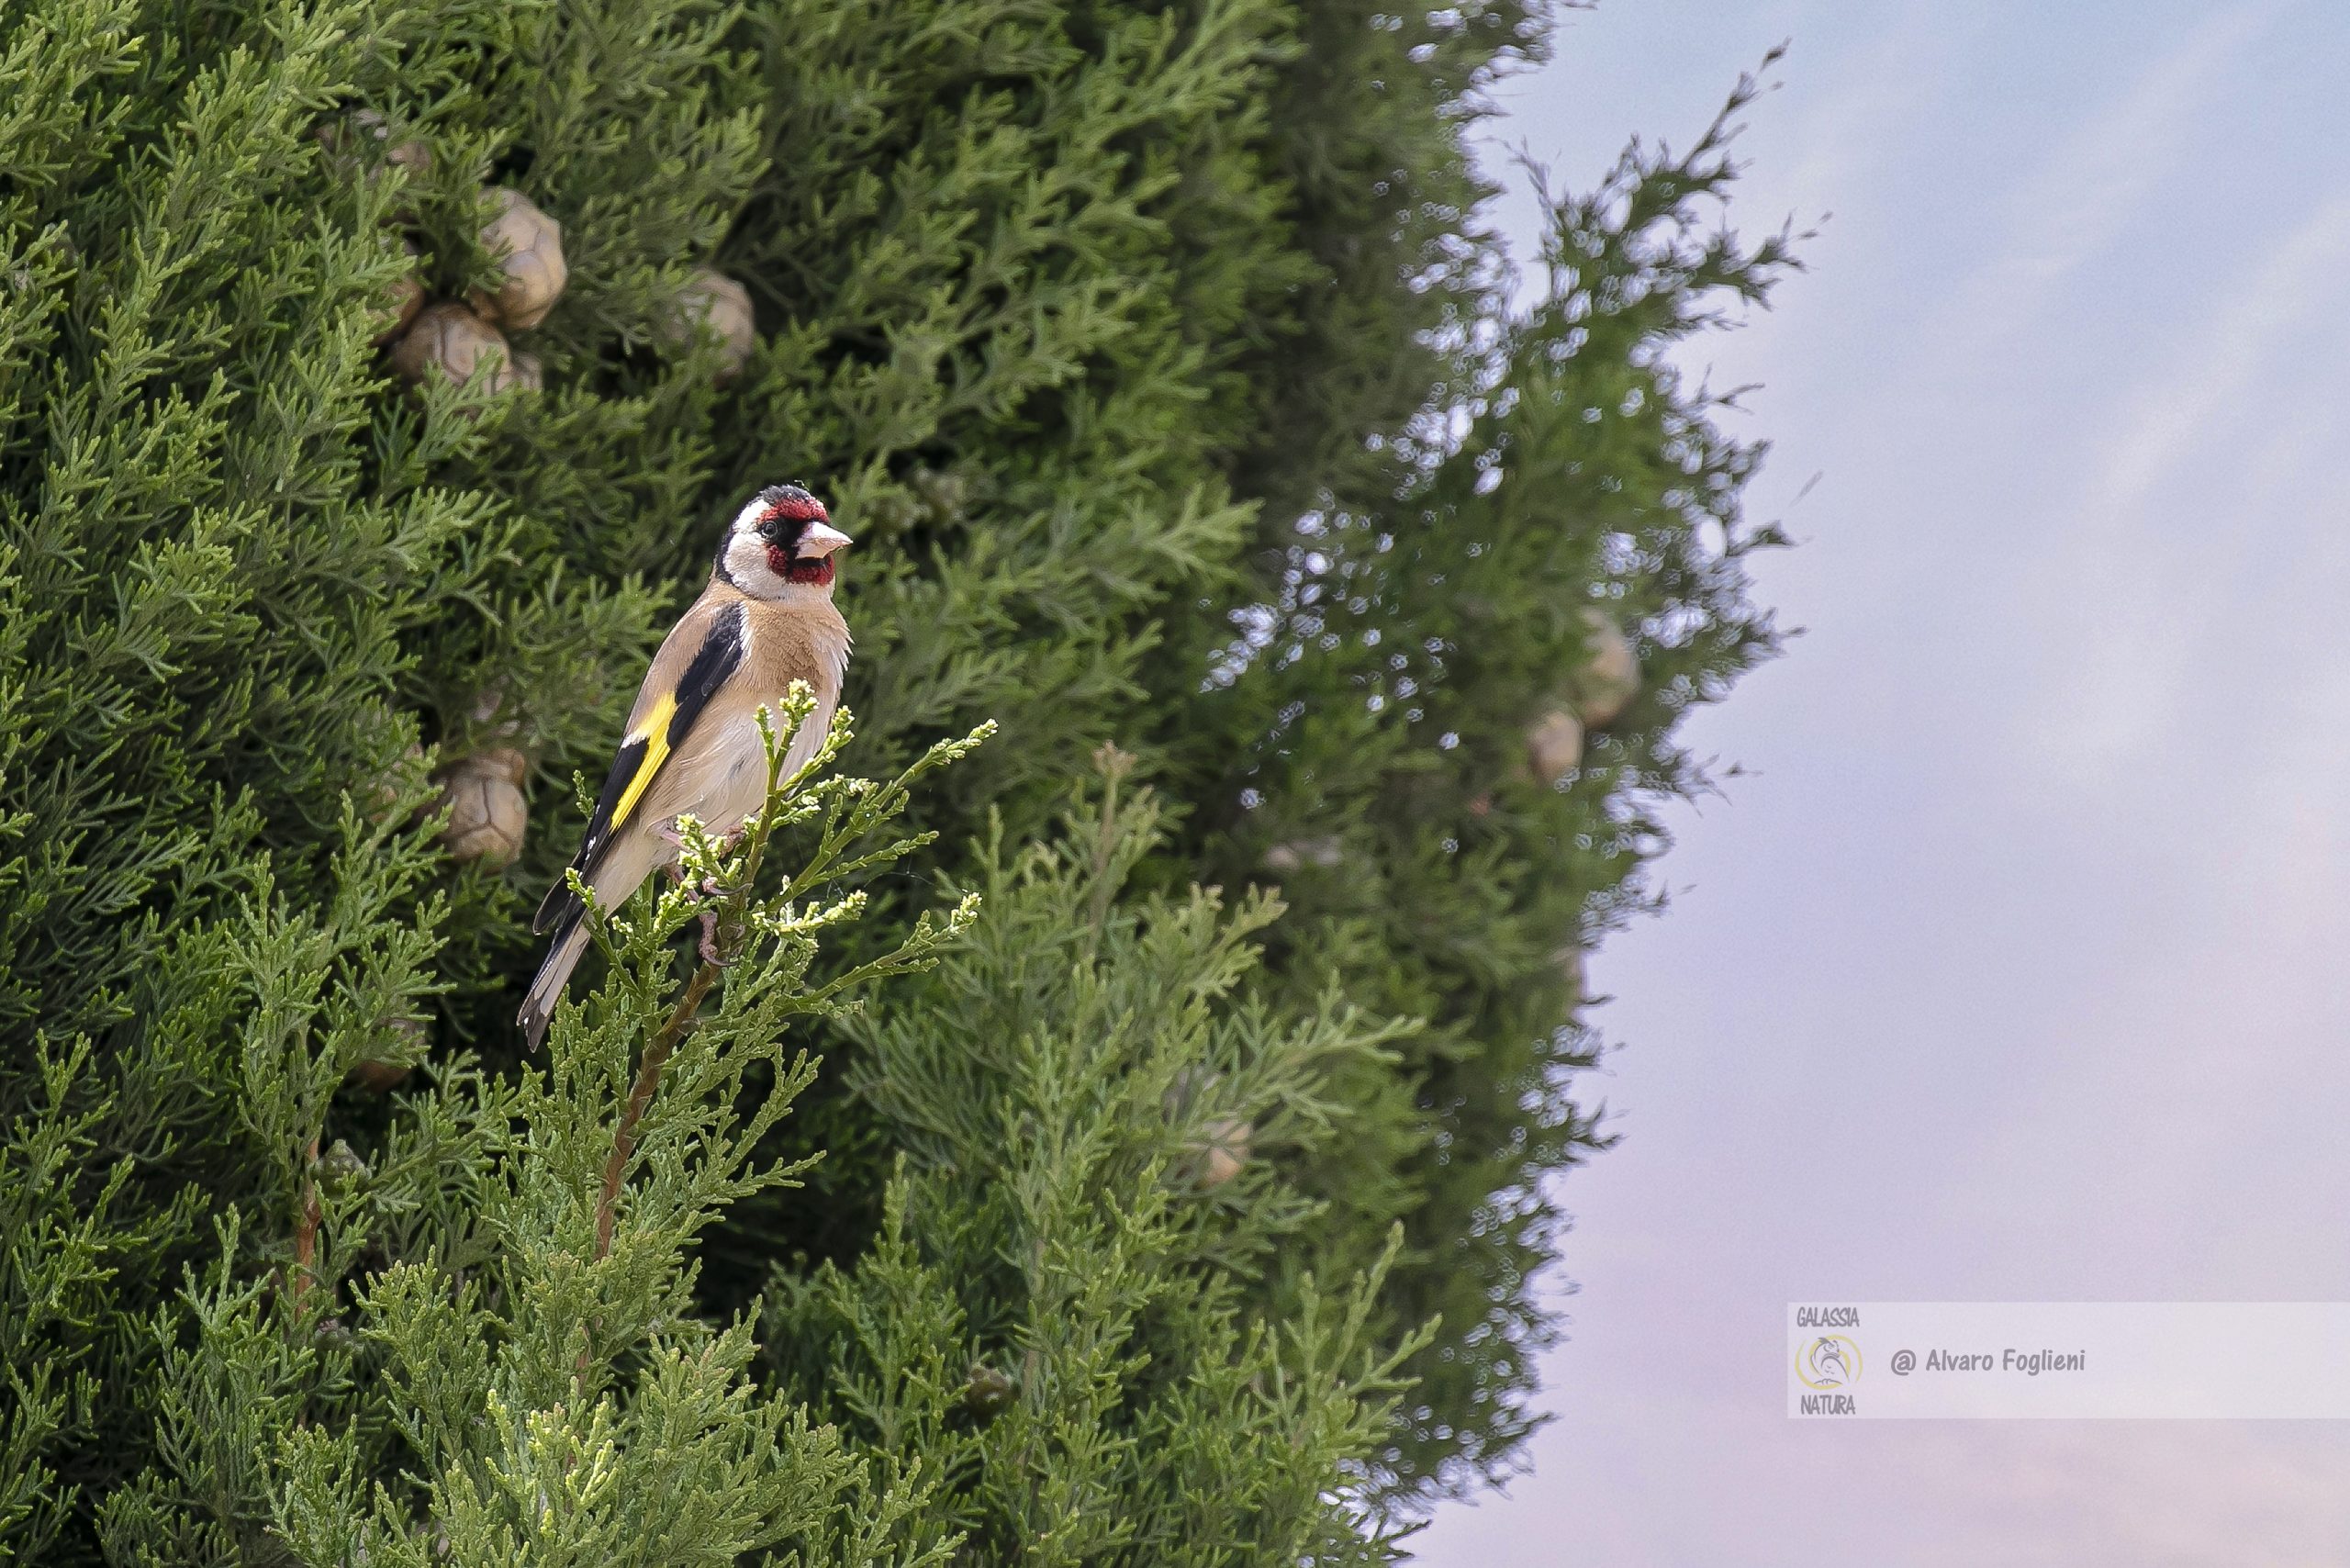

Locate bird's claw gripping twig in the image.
[660,822,746,856]
[698,909,725,967]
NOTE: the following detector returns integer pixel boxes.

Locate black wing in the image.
[532,601,746,933]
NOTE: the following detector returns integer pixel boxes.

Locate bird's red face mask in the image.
[723,483,851,598]
[757,494,852,586]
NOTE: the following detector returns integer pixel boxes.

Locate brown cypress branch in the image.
[292,1135,321,1309]
[1086,743,1134,945]
[594,957,721,1261]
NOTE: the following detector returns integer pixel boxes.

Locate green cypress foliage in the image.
[1,0,1792,1556]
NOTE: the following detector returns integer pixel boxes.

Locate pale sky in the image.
[1416,3,2350,1562]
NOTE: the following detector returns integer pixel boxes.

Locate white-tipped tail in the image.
[519,919,591,1048]
[520,827,664,1048]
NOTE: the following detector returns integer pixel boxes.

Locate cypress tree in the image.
[0,0,1791,1556]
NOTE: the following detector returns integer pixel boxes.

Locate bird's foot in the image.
[658,823,744,861]
[698,909,726,968]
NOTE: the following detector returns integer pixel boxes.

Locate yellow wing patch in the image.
[611,691,677,828]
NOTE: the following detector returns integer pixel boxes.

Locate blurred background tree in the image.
[0,0,1789,1558]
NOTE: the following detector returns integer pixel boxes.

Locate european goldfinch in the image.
[519,483,853,1046]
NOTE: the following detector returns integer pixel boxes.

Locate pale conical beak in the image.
[800,521,853,558]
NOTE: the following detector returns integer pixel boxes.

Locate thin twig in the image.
[594,958,717,1261]
[1086,743,1134,942]
[292,1135,321,1308]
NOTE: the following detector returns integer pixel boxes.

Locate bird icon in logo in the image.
[1799,1335,1861,1389]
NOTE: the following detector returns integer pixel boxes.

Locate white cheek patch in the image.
[723,532,779,590]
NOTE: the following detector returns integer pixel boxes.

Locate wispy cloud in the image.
[2031,193,2350,781]
[1930,3,2279,342]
